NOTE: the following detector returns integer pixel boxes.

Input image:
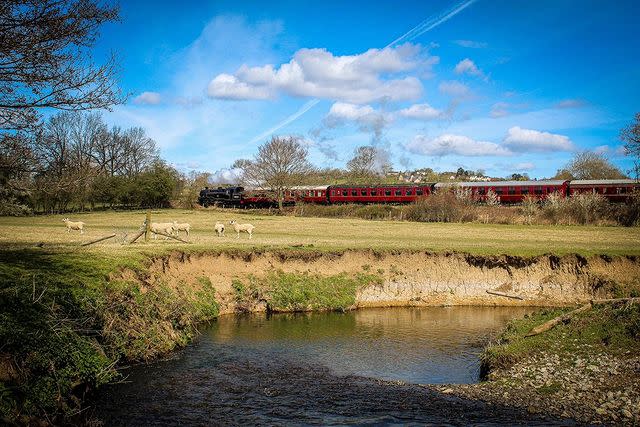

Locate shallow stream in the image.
[95,307,574,425]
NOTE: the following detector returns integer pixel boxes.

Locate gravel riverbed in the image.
[435,350,640,425]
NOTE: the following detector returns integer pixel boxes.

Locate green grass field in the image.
[0,208,638,257]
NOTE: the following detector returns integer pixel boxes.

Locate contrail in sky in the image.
[247,0,478,144]
[385,0,478,48]
[248,99,320,144]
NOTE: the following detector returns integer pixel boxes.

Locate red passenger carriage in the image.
[568,180,639,203]
[436,180,569,203]
[327,184,433,204]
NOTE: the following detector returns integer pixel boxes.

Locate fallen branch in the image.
[152,230,191,243]
[128,230,145,244]
[525,303,592,337]
[81,234,116,247]
[486,290,524,300]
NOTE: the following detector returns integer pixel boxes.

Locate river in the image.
[94,306,575,426]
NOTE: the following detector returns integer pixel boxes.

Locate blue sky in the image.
[96,0,640,180]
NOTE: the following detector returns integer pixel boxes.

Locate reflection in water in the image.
[95,307,572,426]
[210,306,533,384]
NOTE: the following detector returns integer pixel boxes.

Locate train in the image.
[197,179,639,208]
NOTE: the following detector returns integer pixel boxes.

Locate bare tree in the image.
[120,127,159,177]
[0,0,123,131]
[346,146,391,182]
[554,152,627,180]
[239,136,312,208]
[620,112,640,180]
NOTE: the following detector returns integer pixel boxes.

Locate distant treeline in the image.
[0,112,204,214]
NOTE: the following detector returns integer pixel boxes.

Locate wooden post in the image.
[145,210,151,242]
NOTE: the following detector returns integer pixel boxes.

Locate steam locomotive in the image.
[198,179,639,208]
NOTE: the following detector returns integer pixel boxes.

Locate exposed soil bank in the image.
[123,249,640,314]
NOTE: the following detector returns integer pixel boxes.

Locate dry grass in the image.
[0,208,638,257]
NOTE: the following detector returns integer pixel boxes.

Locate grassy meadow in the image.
[0,208,638,257]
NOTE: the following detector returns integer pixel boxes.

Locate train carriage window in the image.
[371,190,377,196]
[535,186,543,195]
[385,190,392,196]
[395,190,402,196]
[495,188,504,195]
[521,188,529,195]
[478,188,485,195]
[331,190,335,196]
[351,190,357,196]
[416,189,424,196]
[508,186,516,195]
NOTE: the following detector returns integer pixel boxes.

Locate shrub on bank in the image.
[291,191,639,227]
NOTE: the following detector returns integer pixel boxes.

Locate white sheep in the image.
[150,222,175,240]
[62,218,85,234]
[229,220,254,239]
[214,221,225,237]
[172,221,191,237]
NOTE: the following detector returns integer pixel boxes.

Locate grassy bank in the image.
[482,303,640,373]
[466,302,640,423]
[0,249,221,424]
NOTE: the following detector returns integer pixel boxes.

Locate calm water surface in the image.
[95,307,574,426]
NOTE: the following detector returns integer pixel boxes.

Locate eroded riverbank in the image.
[127,249,640,312]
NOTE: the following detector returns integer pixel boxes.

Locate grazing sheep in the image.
[229,220,254,239]
[172,221,191,237]
[214,221,225,237]
[62,218,85,234]
[150,222,175,240]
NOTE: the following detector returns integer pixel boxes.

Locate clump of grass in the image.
[481,303,640,376]
[232,270,382,312]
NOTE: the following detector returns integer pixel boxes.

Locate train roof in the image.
[435,180,566,188]
[329,183,435,188]
[290,185,330,190]
[569,179,639,185]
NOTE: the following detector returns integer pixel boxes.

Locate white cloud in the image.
[503,126,574,152]
[133,91,161,105]
[454,58,485,79]
[211,167,243,184]
[555,99,587,109]
[323,102,393,139]
[207,74,273,100]
[453,40,487,48]
[399,103,443,120]
[439,80,471,98]
[405,134,511,157]
[514,162,535,171]
[207,44,430,104]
